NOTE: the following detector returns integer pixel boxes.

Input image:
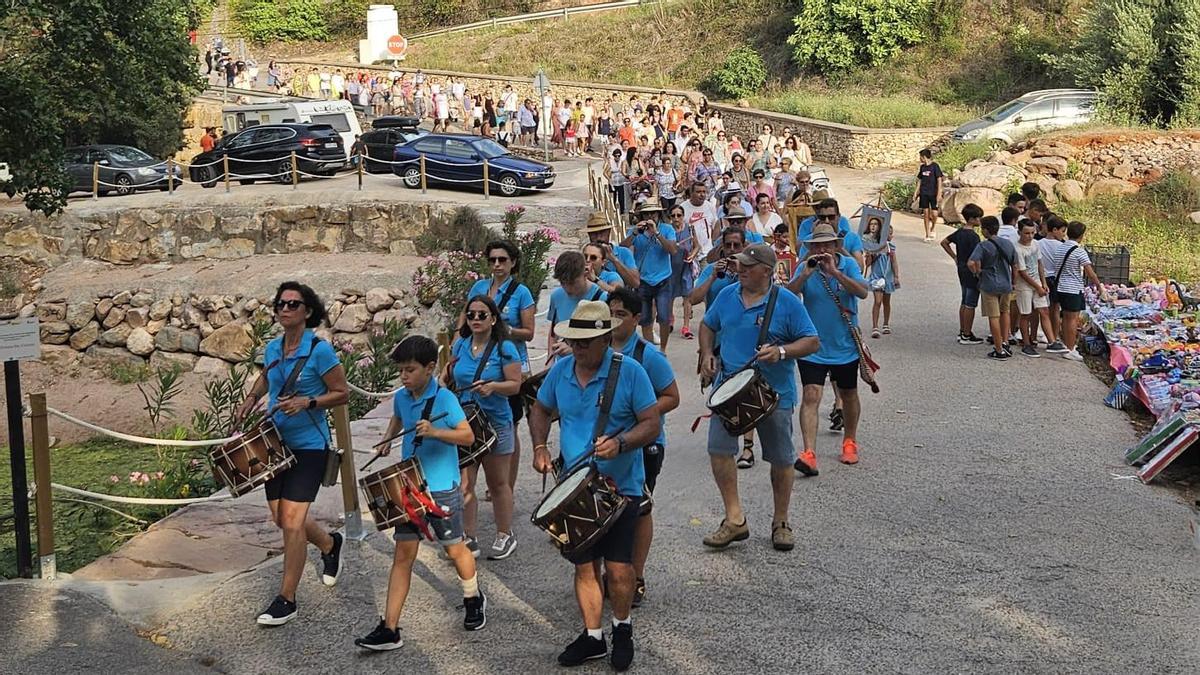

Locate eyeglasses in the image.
[671,212,684,218]
[566,336,599,348]
[585,254,603,261]
[816,213,837,221]
[487,256,509,264]
[466,310,492,321]
[274,299,305,311]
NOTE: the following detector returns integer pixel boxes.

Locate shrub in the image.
[753,91,975,128]
[881,178,916,211]
[788,0,934,74]
[933,141,993,173]
[502,205,559,305]
[708,46,768,99]
[414,206,494,255]
[410,251,487,329]
[232,0,330,44]
[325,0,369,36]
[1141,169,1200,216]
[337,318,409,420]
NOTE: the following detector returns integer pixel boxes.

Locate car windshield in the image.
[473,139,510,159]
[983,100,1024,122]
[106,146,155,164]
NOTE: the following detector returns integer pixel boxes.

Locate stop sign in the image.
[387,35,407,56]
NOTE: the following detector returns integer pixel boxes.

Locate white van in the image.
[223,99,362,155]
[951,89,1098,148]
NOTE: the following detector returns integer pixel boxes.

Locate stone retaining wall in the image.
[275,61,952,168]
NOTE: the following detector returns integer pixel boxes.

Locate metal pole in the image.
[223,155,231,193]
[92,163,99,201]
[483,158,489,199]
[5,360,32,578]
[331,404,365,541]
[419,154,428,194]
[29,393,54,580]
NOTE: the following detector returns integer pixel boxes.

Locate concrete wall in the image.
[277,61,952,168]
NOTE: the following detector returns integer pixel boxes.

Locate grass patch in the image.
[1056,191,1200,283]
[752,91,976,128]
[933,140,994,173]
[103,362,152,384]
[0,438,216,578]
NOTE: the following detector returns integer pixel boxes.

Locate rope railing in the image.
[348,381,404,398]
[46,482,240,506]
[46,407,240,447]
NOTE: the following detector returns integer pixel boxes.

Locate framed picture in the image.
[857,206,891,254]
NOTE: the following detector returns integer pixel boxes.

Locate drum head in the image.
[534,465,593,519]
[709,368,758,406]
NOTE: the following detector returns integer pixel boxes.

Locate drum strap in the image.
[632,339,647,365]
[756,286,779,350]
[470,338,498,384]
[590,352,624,451]
[414,393,437,448]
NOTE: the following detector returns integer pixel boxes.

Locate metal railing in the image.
[408,0,657,41]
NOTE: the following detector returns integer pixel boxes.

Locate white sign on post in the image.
[0,318,40,362]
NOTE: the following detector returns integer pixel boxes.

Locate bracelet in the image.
[533,444,549,452]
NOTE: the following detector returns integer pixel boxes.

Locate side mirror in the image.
[470,153,481,161]
[98,159,110,166]
[1012,116,1023,124]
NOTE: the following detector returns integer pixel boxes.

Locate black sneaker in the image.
[959,333,985,345]
[558,631,607,666]
[463,591,487,631]
[632,578,646,609]
[987,350,1011,361]
[355,618,403,651]
[321,532,342,587]
[828,408,844,431]
[256,595,296,626]
[1021,345,1041,358]
[1002,344,1013,356]
[611,622,634,672]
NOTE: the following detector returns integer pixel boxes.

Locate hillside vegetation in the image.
[401,0,1081,127]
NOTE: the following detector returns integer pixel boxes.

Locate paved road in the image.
[5,171,1199,672]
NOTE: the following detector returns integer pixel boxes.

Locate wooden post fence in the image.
[483,158,490,199]
[330,403,365,541]
[419,154,428,194]
[29,393,55,580]
[291,151,299,191]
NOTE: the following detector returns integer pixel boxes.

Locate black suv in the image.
[189,124,346,187]
[359,117,426,173]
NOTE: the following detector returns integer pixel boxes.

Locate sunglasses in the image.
[671,212,684,218]
[816,213,838,221]
[488,256,510,264]
[274,299,305,311]
[466,310,492,321]
[566,336,599,348]
[585,254,603,261]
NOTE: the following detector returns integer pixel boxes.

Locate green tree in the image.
[0,0,204,215]
[788,0,934,74]
[708,46,768,99]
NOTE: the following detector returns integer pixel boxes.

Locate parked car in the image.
[359,118,427,173]
[63,145,182,196]
[951,89,1098,148]
[0,162,10,184]
[189,123,346,187]
[391,134,554,197]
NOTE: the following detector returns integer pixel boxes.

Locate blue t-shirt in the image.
[791,253,866,365]
[603,244,636,277]
[616,334,675,446]
[536,349,657,496]
[547,283,607,329]
[451,337,520,426]
[796,215,864,258]
[703,283,817,409]
[696,261,737,307]
[467,277,535,364]
[598,269,623,287]
[393,379,467,493]
[631,222,677,286]
[264,331,339,452]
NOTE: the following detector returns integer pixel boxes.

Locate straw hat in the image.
[554,300,614,340]
[636,201,664,214]
[584,212,612,233]
[803,223,842,244]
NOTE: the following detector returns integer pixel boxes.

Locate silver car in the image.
[952,89,1098,148]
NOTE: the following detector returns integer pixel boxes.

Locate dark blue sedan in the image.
[391,134,555,197]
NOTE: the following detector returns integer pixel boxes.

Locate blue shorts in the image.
[671,257,694,298]
[393,487,464,545]
[491,423,515,456]
[960,284,980,309]
[707,407,796,467]
[639,278,674,326]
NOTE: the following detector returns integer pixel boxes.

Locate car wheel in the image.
[402,166,421,189]
[114,174,134,196]
[195,165,216,189]
[498,174,520,197]
[275,159,293,184]
[239,178,256,186]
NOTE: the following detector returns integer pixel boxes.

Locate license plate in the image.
[324,142,338,148]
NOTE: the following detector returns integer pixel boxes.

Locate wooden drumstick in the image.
[363,412,451,471]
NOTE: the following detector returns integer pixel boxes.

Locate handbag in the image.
[817,269,880,393]
[1048,244,1078,294]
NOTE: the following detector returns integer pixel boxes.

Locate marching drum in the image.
[209,419,295,497]
[531,463,629,554]
[458,402,496,469]
[359,457,436,531]
[706,367,780,436]
[519,368,559,422]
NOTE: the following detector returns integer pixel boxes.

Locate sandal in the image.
[737,438,755,469]
[882,325,891,335]
[681,326,694,340]
[829,408,844,432]
[871,329,881,338]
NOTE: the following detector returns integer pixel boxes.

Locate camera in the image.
[807,256,821,268]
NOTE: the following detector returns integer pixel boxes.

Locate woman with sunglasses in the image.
[729,152,751,189]
[747,169,776,207]
[448,295,523,560]
[583,242,624,293]
[604,148,628,214]
[695,147,722,191]
[235,281,349,626]
[667,205,698,339]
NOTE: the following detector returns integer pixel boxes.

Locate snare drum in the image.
[706,367,780,436]
[520,368,559,422]
[359,457,434,531]
[209,419,295,497]
[458,402,496,469]
[531,463,630,554]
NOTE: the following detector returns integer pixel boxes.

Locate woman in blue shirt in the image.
[236,281,349,627]
[448,295,523,560]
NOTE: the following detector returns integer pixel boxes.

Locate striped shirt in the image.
[1038,238,1066,279]
[1053,240,1092,294]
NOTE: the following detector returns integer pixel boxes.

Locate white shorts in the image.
[1016,288,1049,314]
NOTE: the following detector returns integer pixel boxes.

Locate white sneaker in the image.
[649,329,661,345]
[1062,349,1084,362]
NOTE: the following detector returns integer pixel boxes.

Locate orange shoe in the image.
[793,449,818,476]
[840,439,859,465]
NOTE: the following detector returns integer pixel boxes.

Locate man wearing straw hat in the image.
[787,221,870,474]
[585,212,641,289]
[699,244,820,553]
[530,300,661,671]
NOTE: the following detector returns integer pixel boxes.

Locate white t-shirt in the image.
[998,224,1020,247]
[501,91,517,112]
[583,105,595,124]
[750,211,784,239]
[679,198,720,257]
[1014,241,1041,291]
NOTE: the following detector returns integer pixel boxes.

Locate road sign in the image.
[387,35,408,56]
[0,317,39,363]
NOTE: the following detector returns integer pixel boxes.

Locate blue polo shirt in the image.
[696,262,737,307]
[468,277,534,364]
[393,379,466,493]
[603,244,636,277]
[451,337,520,426]
[547,283,607,330]
[616,334,675,446]
[702,283,817,409]
[536,349,657,496]
[791,253,865,365]
[631,222,677,286]
[264,331,339,452]
[598,270,623,287]
[797,215,865,258]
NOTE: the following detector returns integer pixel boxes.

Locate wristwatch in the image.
[777,346,787,361]
[307,397,318,410]
[617,434,627,454]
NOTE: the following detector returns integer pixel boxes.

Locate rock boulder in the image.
[957,164,1024,191]
[126,328,155,356]
[1087,178,1139,198]
[199,322,253,362]
[1055,179,1086,204]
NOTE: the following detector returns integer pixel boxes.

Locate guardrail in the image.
[407,0,658,41]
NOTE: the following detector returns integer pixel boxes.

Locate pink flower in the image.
[189,459,201,469]
[109,475,120,484]
[154,471,165,481]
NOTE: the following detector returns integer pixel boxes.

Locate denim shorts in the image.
[639,278,674,326]
[708,407,796,467]
[491,422,515,457]
[393,487,464,545]
[960,283,980,309]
